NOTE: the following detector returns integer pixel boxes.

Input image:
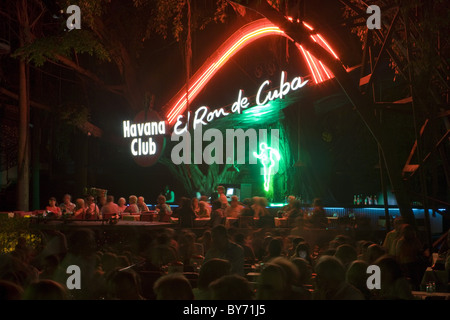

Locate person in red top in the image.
[85,196,100,220]
[73,198,86,219]
[156,195,172,222]
[46,197,62,218]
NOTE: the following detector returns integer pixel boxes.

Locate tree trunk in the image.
[17,58,30,211]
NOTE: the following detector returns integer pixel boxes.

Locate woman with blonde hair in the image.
[73,198,86,219]
[124,195,139,214]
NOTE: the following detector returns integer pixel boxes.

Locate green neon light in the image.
[253,142,281,192]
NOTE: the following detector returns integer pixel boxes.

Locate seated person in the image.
[100,195,120,217]
[192,197,200,216]
[117,197,127,214]
[217,186,229,209]
[59,194,76,214]
[73,198,85,219]
[155,195,172,222]
[208,200,225,228]
[240,198,255,217]
[193,258,231,300]
[153,273,194,300]
[224,196,244,218]
[285,200,304,226]
[281,195,296,216]
[137,196,148,213]
[197,201,211,218]
[204,225,244,276]
[124,195,140,214]
[209,274,254,300]
[309,198,328,228]
[46,197,62,218]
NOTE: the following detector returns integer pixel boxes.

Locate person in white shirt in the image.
[224,196,243,218]
[60,194,76,214]
[101,195,120,217]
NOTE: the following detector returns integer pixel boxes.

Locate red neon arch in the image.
[164,18,340,125]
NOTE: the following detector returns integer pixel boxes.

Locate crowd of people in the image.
[0,185,447,300]
[40,186,328,232]
[1,205,449,300]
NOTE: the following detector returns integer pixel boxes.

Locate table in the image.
[420,267,448,292]
[122,214,141,221]
[412,291,450,300]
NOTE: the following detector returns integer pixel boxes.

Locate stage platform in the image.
[28,219,174,231]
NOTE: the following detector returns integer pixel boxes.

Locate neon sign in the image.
[123,110,167,167]
[164,18,340,126]
[173,71,308,135]
[253,142,281,192]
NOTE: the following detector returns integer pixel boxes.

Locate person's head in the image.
[153,273,194,300]
[256,263,287,300]
[200,230,212,243]
[267,238,283,258]
[138,196,145,204]
[129,195,137,205]
[334,244,357,269]
[106,269,142,300]
[197,258,231,290]
[230,195,239,206]
[234,233,246,245]
[393,217,404,232]
[270,257,299,289]
[288,195,296,204]
[118,197,126,206]
[48,197,57,206]
[374,255,403,289]
[86,196,94,204]
[211,200,222,211]
[106,195,114,203]
[101,252,119,274]
[314,256,346,293]
[366,244,386,264]
[242,198,253,207]
[0,280,23,300]
[399,224,416,241]
[291,258,312,286]
[192,197,199,207]
[346,260,369,291]
[295,242,310,260]
[217,186,225,194]
[62,194,72,204]
[292,237,305,248]
[211,225,229,250]
[23,280,68,300]
[209,275,254,300]
[157,195,166,205]
[75,198,85,209]
[257,197,268,207]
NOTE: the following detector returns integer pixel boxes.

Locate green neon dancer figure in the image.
[253,142,281,192]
